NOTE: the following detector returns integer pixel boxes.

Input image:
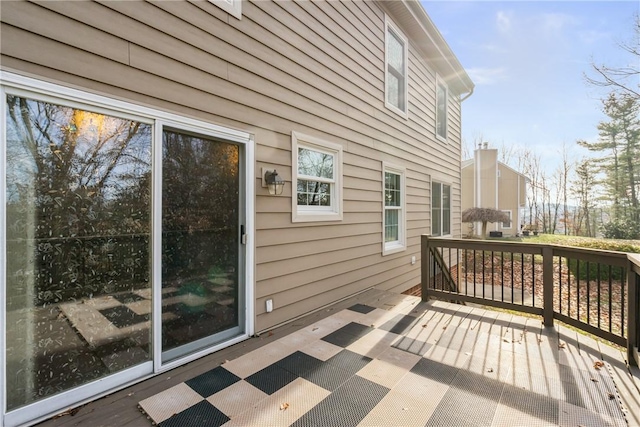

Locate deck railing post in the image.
[543,246,554,328]
[421,235,430,302]
[627,256,639,367]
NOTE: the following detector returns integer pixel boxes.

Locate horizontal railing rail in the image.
[421,235,639,366]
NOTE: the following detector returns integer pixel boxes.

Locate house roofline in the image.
[379,0,474,96]
[462,157,530,182]
[498,161,530,181]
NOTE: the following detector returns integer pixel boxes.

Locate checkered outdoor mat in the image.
[138,303,627,427]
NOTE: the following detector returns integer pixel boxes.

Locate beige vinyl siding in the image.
[461,163,475,213]
[1,0,465,332]
[498,165,526,233]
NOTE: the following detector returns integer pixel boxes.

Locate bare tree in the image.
[585,14,639,99]
[572,159,598,237]
[558,143,574,235]
[498,141,518,167]
[520,149,542,230]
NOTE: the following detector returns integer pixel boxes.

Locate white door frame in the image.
[0,71,255,427]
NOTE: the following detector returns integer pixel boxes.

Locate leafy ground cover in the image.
[458,234,638,339]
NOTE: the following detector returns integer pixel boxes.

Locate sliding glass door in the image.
[160,129,242,363]
[2,74,253,427]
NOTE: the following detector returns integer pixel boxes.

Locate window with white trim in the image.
[431,181,451,236]
[383,163,406,254]
[292,132,343,222]
[502,210,512,229]
[385,16,408,117]
[209,0,242,19]
[436,79,448,140]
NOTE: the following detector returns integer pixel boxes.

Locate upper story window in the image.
[432,181,451,237]
[385,16,408,117]
[436,78,448,140]
[292,132,343,222]
[210,0,242,19]
[383,163,406,255]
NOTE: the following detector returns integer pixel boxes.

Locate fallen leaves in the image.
[608,393,616,400]
[487,368,494,373]
[280,403,289,411]
[594,360,605,370]
[558,342,566,349]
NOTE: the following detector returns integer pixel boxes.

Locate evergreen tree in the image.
[578,93,640,235]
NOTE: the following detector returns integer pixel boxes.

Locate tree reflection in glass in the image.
[297,147,334,207]
[161,130,239,358]
[4,96,152,410]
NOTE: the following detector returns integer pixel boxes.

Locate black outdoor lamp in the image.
[264,169,285,195]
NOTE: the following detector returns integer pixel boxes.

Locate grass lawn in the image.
[492,233,640,253]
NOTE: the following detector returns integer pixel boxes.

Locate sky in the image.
[421,1,639,169]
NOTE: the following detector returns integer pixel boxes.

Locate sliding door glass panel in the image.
[161,129,240,362]
[4,96,152,410]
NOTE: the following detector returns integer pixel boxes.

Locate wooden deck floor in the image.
[34,289,640,427]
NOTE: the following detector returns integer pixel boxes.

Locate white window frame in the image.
[502,210,513,229]
[292,131,343,223]
[384,15,409,118]
[435,77,448,142]
[0,71,255,427]
[209,0,242,20]
[382,163,406,255]
[431,181,451,237]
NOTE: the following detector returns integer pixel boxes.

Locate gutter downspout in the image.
[475,149,481,236]
[462,86,475,235]
[460,87,474,102]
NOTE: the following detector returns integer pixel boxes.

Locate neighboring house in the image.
[0,1,473,425]
[461,144,528,237]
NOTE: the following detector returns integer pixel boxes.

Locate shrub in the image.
[524,234,639,280]
[566,258,626,281]
[563,237,639,280]
[601,218,640,240]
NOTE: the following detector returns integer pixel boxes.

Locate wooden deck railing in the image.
[421,235,640,367]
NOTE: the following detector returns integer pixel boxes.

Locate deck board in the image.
[34,289,639,427]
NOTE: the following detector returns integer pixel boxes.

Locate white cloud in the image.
[466,67,507,85]
[496,10,512,33]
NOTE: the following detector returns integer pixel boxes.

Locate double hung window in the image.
[436,79,448,140]
[385,16,408,117]
[292,132,342,222]
[502,210,512,229]
[432,182,451,236]
[383,164,406,254]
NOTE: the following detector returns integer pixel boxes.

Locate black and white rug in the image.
[138,300,627,427]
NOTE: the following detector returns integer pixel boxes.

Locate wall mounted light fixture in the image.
[264,169,285,195]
